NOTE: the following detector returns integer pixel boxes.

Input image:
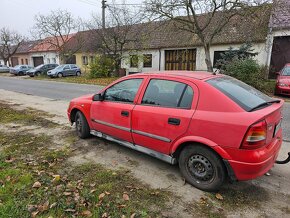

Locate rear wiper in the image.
[248,100,281,112]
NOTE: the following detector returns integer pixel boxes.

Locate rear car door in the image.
[90,77,145,143]
[63,65,71,76]
[131,77,198,154]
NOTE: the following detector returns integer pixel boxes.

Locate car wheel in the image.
[75,111,90,139]
[35,72,40,76]
[57,73,63,78]
[76,71,81,76]
[179,145,226,192]
[18,71,24,76]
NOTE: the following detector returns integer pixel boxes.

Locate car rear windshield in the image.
[207,76,273,111]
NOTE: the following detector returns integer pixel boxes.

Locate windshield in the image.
[35,64,44,69]
[55,65,65,70]
[207,76,273,112]
[14,65,21,68]
[282,66,290,76]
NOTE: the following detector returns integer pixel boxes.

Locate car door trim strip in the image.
[91,119,131,132]
[131,129,171,143]
[90,130,176,164]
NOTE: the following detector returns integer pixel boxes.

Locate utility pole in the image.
[102,0,107,29]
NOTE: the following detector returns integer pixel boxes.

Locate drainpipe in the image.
[158,48,161,71]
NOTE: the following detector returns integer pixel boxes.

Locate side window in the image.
[71,65,77,69]
[142,79,194,108]
[64,65,70,70]
[104,79,143,103]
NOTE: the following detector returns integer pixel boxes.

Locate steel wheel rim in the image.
[187,154,214,183]
[76,116,82,133]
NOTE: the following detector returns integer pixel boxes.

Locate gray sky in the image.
[0,0,144,37]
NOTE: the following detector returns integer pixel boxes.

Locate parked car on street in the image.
[67,71,284,191]
[47,64,81,78]
[0,64,10,73]
[10,65,33,76]
[27,64,58,77]
[275,64,290,96]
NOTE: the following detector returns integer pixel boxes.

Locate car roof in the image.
[127,71,223,80]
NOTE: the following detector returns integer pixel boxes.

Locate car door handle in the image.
[121,110,129,117]
[168,118,180,126]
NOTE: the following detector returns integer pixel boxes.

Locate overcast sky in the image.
[0,0,144,37]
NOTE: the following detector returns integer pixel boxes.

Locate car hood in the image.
[72,94,94,102]
[278,76,290,84]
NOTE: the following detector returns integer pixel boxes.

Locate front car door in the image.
[90,77,145,143]
[62,65,71,76]
[131,77,198,154]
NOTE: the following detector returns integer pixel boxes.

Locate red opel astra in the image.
[67,71,284,191]
[275,64,290,96]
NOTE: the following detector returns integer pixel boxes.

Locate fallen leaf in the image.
[99,193,106,200]
[121,215,126,218]
[52,175,61,182]
[82,210,92,217]
[215,193,224,200]
[123,193,130,201]
[27,204,37,212]
[102,212,108,218]
[31,211,39,218]
[50,202,57,209]
[63,192,72,196]
[5,157,15,163]
[105,191,110,195]
[32,181,41,188]
[65,208,76,212]
[90,189,96,194]
[118,204,126,208]
[130,213,136,218]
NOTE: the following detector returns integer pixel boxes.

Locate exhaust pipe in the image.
[276,152,290,164]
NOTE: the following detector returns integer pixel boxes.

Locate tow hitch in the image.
[276,152,290,164]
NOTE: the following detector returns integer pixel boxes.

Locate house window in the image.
[52,58,56,64]
[130,55,138,68]
[82,56,88,65]
[47,58,50,64]
[25,59,28,65]
[143,54,152,68]
[165,49,196,71]
[21,59,24,65]
[90,56,95,63]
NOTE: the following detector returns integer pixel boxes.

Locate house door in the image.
[11,57,19,67]
[165,49,196,71]
[33,56,44,67]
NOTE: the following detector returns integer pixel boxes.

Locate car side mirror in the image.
[93,93,104,101]
[276,72,280,76]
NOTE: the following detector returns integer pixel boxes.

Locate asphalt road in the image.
[0,76,289,141]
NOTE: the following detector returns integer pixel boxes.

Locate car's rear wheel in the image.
[179,145,226,192]
[57,73,63,78]
[75,111,90,139]
[76,71,81,76]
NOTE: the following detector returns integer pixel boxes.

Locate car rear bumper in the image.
[225,131,282,181]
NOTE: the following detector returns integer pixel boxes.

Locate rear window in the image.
[207,77,273,111]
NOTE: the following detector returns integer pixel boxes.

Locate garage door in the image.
[165,49,196,71]
[11,57,19,67]
[33,57,44,67]
[270,36,290,78]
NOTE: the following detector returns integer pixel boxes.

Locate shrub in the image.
[89,55,115,78]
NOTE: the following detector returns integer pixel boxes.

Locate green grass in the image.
[29,74,119,86]
[0,112,169,217]
[0,103,58,128]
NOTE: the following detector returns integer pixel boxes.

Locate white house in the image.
[120,5,274,77]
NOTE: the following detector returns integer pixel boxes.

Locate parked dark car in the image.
[27,64,58,77]
[275,64,290,96]
[10,65,33,76]
[47,64,81,78]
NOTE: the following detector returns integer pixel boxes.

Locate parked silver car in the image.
[0,64,10,73]
[47,64,81,78]
[10,65,33,76]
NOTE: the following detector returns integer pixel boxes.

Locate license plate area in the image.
[274,119,282,137]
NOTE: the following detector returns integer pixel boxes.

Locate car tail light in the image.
[241,120,267,150]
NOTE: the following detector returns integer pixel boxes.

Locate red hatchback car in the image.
[275,64,290,96]
[67,71,284,191]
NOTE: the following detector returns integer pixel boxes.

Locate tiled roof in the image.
[271,0,290,30]
[15,40,41,54]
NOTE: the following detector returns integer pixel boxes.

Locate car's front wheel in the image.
[57,73,63,78]
[76,71,81,76]
[179,145,226,192]
[75,111,90,139]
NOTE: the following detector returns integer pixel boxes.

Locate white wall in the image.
[121,42,268,74]
[0,59,4,65]
[30,52,60,66]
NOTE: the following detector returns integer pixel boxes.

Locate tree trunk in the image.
[204,44,213,72]
[3,58,8,66]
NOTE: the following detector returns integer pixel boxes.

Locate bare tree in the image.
[145,0,271,72]
[0,27,23,66]
[87,1,146,71]
[32,9,83,63]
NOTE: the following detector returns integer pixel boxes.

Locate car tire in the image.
[18,71,24,76]
[75,111,90,139]
[57,73,63,78]
[76,71,81,76]
[35,72,40,76]
[179,145,226,192]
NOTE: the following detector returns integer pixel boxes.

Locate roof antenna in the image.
[213,68,219,75]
